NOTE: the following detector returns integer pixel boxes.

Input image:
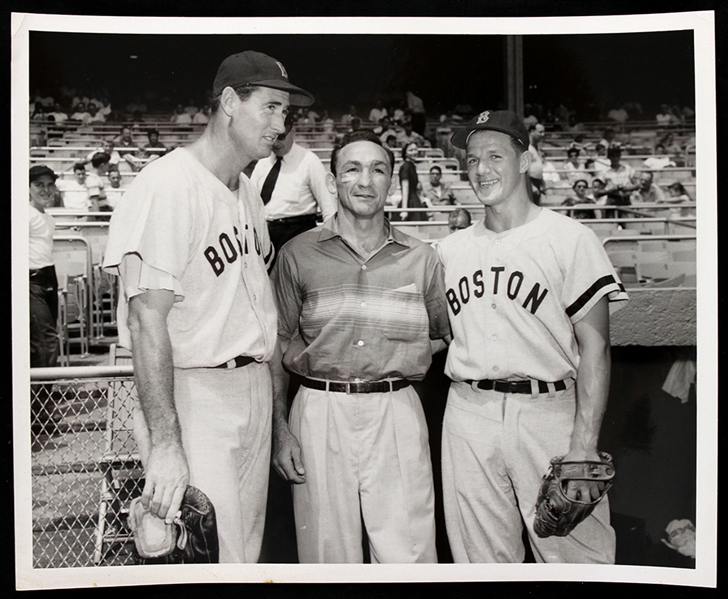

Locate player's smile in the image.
[466,130,529,207]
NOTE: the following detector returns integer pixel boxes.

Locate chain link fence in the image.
[30,366,143,568]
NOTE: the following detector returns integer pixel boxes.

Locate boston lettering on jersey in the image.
[203,224,263,276]
[446,266,549,316]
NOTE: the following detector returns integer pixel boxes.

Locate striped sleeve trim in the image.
[566,275,626,318]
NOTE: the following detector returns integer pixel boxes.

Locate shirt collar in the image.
[318,214,413,249]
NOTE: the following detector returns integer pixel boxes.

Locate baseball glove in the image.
[128,485,219,564]
[533,452,615,538]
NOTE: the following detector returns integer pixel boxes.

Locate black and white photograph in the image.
[10,7,718,592]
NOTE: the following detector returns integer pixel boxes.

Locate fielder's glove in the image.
[128,485,219,564]
[533,452,615,538]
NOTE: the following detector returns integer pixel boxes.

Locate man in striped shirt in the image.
[270,129,450,563]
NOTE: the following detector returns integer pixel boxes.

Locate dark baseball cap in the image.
[451,110,530,149]
[212,51,315,107]
[29,164,58,183]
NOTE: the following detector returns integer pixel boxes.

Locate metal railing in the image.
[30,365,142,568]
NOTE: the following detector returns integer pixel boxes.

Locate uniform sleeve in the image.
[270,247,302,340]
[306,154,338,221]
[560,225,629,322]
[423,248,452,339]
[102,160,194,293]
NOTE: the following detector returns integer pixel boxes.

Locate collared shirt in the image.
[421,181,455,205]
[272,216,450,382]
[250,142,337,222]
[631,183,666,204]
[602,163,636,189]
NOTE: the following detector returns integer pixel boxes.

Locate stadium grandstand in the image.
[24,29,700,570]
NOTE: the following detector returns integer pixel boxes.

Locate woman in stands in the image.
[398,141,428,222]
[561,178,597,220]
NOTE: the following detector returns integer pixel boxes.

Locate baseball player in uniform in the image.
[270,130,450,563]
[436,110,628,563]
[103,51,314,563]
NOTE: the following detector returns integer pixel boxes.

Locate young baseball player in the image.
[436,110,628,563]
[103,51,314,563]
[270,130,450,563]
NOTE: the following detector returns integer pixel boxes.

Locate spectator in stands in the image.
[587,143,611,176]
[48,103,69,123]
[565,114,584,133]
[384,134,399,150]
[666,182,693,218]
[643,144,677,170]
[398,141,428,222]
[448,207,472,233]
[562,178,597,220]
[348,116,362,133]
[562,147,586,184]
[85,139,122,169]
[250,111,337,254]
[56,163,93,212]
[193,104,211,124]
[144,129,168,159]
[29,165,62,434]
[375,115,397,141]
[171,103,193,124]
[341,105,358,128]
[597,127,617,151]
[658,132,683,155]
[631,170,666,204]
[115,125,139,154]
[369,99,388,124]
[70,102,91,124]
[607,104,629,124]
[184,98,200,117]
[391,101,406,125]
[87,103,106,123]
[406,91,427,137]
[527,123,547,205]
[422,165,456,206]
[88,152,111,213]
[397,119,429,148]
[656,104,679,128]
[105,168,126,209]
[595,145,639,218]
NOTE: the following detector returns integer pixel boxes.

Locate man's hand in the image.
[272,424,305,484]
[141,443,190,524]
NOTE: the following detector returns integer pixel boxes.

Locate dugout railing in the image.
[30,364,142,568]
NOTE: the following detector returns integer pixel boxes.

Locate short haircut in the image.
[91,152,111,168]
[567,147,580,157]
[572,179,589,190]
[430,165,443,174]
[147,129,159,137]
[211,84,259,113]
[330,129,395,177]
[73,163,86,172]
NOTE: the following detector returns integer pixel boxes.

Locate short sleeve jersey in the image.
[437,208,628,383]
[102,147,277,368]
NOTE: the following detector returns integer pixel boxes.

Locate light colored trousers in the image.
[290,385,437,563]
[442,380,616,563]
[134,362,272,563]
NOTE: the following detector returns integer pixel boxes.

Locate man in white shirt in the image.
[250,112,337,255]
[56,163,96,212]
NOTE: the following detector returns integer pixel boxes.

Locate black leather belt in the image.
[300,377,410,394]
[464,379,567,395]
[213,355,256,369]
[267,214,318,226]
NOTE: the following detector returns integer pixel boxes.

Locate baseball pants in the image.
[442,380,616,563]
[134,361,272,563]
[289,384,437,563]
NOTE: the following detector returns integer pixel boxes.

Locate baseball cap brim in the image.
[451,125,528,149]
[254,79,315,107]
